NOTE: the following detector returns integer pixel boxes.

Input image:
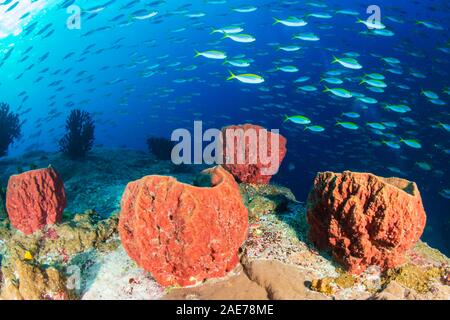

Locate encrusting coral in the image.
[0,210,119,300]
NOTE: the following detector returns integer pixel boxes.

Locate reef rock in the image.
[307,171,426,274]
[221,124,286,184]
[6,167,66,235]
[119,166,248,287]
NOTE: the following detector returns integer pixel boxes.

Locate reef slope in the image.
[0,149,448,300]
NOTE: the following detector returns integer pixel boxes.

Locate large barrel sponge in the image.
[307,171,426,274]
[119,166,248,287]
[221,124,287,184]
[6,167,66,235]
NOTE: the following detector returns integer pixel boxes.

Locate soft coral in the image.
[0,102,22,158]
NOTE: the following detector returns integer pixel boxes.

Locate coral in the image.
[4,210,119,265]
[310,278,336,296]
[240,183,296,220]
[0,210,119,300]
[0,258,74,300]
[146,137,175,161]
[59,109,95,160]
[309,270,356,295]
[118,166,248,287]
[0,102,22,158]
[382,264,444,294]
[307,171,427,274]
[6,166,67,235]
[221,124,287,184]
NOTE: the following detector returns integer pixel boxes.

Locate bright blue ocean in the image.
[0,0,449,254]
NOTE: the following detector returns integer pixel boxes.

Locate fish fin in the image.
[227,70,235,81]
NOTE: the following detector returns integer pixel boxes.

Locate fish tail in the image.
[210,28,218,34]
[331,55,339,64]
[359,79,365,85]
[272,18,280,25]
[221,34,229,40]
[227,70,235,81]
[283,115,290,123]
[194,50,201,58]
[303,126,309,131]
[356,18,363,24]
[323,85,330,92]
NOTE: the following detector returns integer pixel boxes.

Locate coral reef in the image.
[118,166,248,287]
[0,258,74,300]
[0,210,119,299]
[221,124,287,184]
[0,102,22,158]
[0,149,448,300]
[307,171,427,274]
[6,167,66,235]
[59,109,95,160]
[146,137,175,161]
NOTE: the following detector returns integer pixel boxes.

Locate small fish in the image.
[305,125,325,132]
[293,32,320,41]
[332,56,362,70]
[227,71,264,84]
[223,33,256,43]
[273,17,308,27]
[400,138,422,149]
[336,121,359,130]
[284,115,311,125]
[194,50,226,59]
[24,251,33,260]
[323,86,352,98]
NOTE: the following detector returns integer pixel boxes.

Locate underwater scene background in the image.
[0,0,449,257]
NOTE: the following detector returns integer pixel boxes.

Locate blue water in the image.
[0,0,449,254]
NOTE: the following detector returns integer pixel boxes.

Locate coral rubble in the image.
[119,165,248,287]
[221,124,287,184]
[6,167,67,235]
[307,171,427,274]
